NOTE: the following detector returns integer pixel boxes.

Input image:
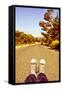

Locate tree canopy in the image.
[39,9,60,49]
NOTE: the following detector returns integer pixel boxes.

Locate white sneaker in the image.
[39,59,46,73]
[30,58,37,75]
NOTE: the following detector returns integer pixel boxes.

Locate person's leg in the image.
[25,74,36,83]
[36,59,48,82]
[25,58,37,83]
[36,73,48,82]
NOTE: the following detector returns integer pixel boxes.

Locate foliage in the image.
[39,9,60,50]
[50,40,59,49]
[15,31,41,45]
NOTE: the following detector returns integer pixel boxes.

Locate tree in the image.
[15,31,37,45]
[39,9,60,49]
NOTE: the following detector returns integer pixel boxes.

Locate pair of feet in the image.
[25,58,48,83]
[30,58,46,75]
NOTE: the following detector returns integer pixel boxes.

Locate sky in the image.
[16,7,59,37]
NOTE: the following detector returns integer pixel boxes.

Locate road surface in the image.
[16,44,59,83]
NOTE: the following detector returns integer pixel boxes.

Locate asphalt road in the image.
[16,44,59,83]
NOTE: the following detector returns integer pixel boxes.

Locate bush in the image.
[50,39,59,49]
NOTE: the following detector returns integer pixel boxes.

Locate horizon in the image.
[16,29,44,38]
